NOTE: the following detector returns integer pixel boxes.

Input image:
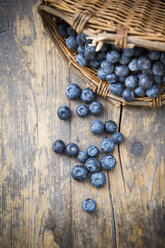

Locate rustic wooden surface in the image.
[0,1,165,248]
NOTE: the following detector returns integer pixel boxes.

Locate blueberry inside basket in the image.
[38,0,165,107]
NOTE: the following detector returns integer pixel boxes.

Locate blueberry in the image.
[106,73,118,83]
[112,132,124,144]
[146,84,160,98]
[109,83,124,96]
[160,52,165,64]
[86,145,99,158]
[67,26,77,36]
[100,43,110,52]
[77,151,88,163]
[128,58,139,71]
[137,56,151,71]
[77,45,85,54]
[115,65,129,77]
[97,67,106,80]
[90,120,104,135]
[85,158,101,172]
[76,104,89,117]
[163,76,165,85]
[105,120,117,134]
[142,68,152,75]
[106,50,120,63]
[90,172,106,188]
[122,48,135,57]
[101,60,114,74]
[90,60,101,69]
[122,88,135,102]
[119,77,126,84]
[153,75,163,85]
[95,52,106,60]
[65,143,79,157]
[52,140,65,154]
[152,62,164,76]
[76,54,88,66]
[65,83,81,99]
[137,73,144,80]
[80,88,95,103]
[57,105,71,120]
[125,75,138,89]
[89,101,103,116]
[111,44,121,52]
[84,51,95,60]
[58,22,68,38]
[71,165,88,182]
[82,198,96,213]
[85,45,96,54]
[100,138,115,153]
[134,87,146,97]
[119,55,131,65]
[148,50,160,61]
[80,33,87,43]
[139,74,153,90]
[134,47,145,57]
[66,36,77,49]
[76,34,85,46]
[100,155,116,170]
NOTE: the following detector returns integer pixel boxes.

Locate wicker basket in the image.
[38,0,165,107]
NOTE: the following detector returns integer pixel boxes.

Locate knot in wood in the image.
[115,25,128,48]
[72,11,91,34]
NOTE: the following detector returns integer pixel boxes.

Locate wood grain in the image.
[0,0,164,248]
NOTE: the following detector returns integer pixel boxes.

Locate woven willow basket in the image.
[38,0,165,107]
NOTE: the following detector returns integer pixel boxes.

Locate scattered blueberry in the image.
[86,146,99,158]
[82,198,96,213]
[146,84,160,98]
[100,155,116,170]
[65,143,79,157]
[85,158,101,172]
[105,120,117,134]
[65,83,81,99]
[100,138,115,153]
[77,151,88,163]
[52,140,65,154]
[90,172,106,188]
[89,101,103,116]
[90,120,104,135]
[76,104,89,117]
[112,132,124,144]
[57,105,71,120]
[109,83,124,96]
[80,88,95,103]
[72,165,88,182]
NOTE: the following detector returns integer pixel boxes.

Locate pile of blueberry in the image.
[58,21,165,103]
[53,82,124,213]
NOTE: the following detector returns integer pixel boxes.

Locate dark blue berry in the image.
[152,62,164,76]
[84,50,95,60]
[106,50,120,63]
[65,83,81,99]
[85,158,101,172]
[66,36,77,49]
[77,151,88,163]
[134,87,146,97]
[58,22,68,38]
[90,120,104,135]
[112,132,124,144]
[122,88,135,102]
[72,165,88,182]
[52,140,65,154]
[109,83,124,96]
[80,88,95,103]
[90,60,101,69]
[119,77,126,84]
[76,34,85,46]
[160,52,165,64]
[153,75,163,85]
[119,55,131,65]
[115,65,129,77]
[122,48,135,57]
[85,45,96,54]
[134,47,145,57]
[80,33,87,43]
[106,73,118,83]
[76,104,89,117]
[89,101,103,116]
[162,76,165,85]
[139,74,153,90]
[128,58,139,71]
[95,52,106,60]
[142,68,152,75]
[100,43,110,52]
[146,84,160,98]
[67,26,77,36]
[100,138,115,153]
[101,60,114,74]
[111,44,121,52]
[77,45,85,54]
[148,50,160,61]
[76,54,88,66]
[97,67,106,80]
[82,198,96,213]
[105,120,117,134]
[86,146,99,158]
[100,155,116,170]
[137,56,151,71]
[125,75,138,89]
[90,172,106,188]
[65,143,79,157]
[57,105,71,120]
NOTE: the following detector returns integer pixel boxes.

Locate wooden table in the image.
[0,1,164,247]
